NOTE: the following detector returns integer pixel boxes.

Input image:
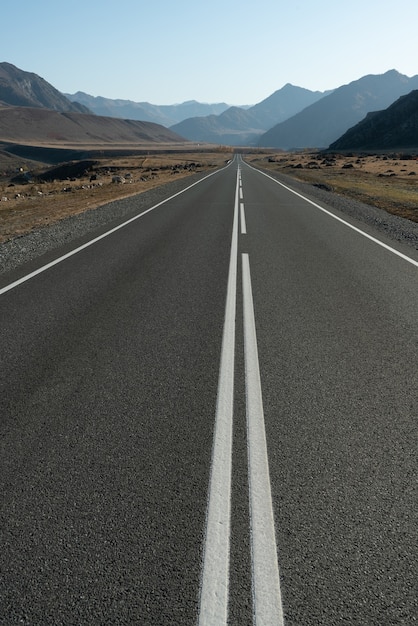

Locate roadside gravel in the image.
[0,172,210,276]
[1,166,418,278]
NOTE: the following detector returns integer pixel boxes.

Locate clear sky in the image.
[2,0,418,105]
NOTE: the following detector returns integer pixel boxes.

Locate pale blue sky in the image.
[2,0,418,105]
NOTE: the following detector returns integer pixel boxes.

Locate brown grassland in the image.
[0,149,232,243]
[246,151,418,223]
[1,148,418,244]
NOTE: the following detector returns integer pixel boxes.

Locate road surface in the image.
[1,156,417,624]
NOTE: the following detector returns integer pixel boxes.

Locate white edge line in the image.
[242,252,284,626]
[244,160,418,269]
[198,167,240,625]
[0,162,234,296]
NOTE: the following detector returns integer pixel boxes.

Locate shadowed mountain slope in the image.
[0,62,89,113]
[329,90,418,151]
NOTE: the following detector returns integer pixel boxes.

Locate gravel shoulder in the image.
[0,172,211,276]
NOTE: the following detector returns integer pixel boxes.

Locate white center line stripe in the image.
[242,253,284,626]
[240,203,247,235]
[239,187,244,200]
[198,169,240,626]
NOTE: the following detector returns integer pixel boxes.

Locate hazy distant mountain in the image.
[0,62,90,113]
[258,70,418,149]
[169,106,264,145]
[329,90,418,151]
[170,84,328,145]
[250,84,332,128]
[0,106,185,146]
[65,92,232,126]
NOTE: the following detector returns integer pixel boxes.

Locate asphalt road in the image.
[1,156,417,625]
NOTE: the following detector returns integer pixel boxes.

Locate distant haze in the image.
[1,0,418,105]
[64,93,233,127]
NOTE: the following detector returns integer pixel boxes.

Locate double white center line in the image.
[199,167,284,625]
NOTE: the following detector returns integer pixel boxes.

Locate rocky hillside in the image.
[258,70,418,149]
[329,90,418,151]
[0,62,89,113]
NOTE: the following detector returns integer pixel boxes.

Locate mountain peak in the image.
[0,62,90,113]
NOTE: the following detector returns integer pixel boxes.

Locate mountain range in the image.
[0,62,185,150]
[258,69,418,149]
[65,92,234,127]
[169,85,329,145]
[73,69,416,150]
[1,62,418,152]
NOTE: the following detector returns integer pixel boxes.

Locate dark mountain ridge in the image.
[259,70,418,149]
[0,62,89,113]
[329,90,418,151]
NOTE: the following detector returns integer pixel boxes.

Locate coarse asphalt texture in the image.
[1,157,417,624]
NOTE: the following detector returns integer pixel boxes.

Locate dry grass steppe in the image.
[0,149,232,243]
[2,148,418,244]
[246,151,418,223]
